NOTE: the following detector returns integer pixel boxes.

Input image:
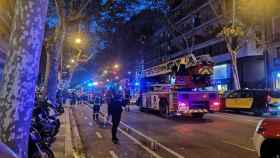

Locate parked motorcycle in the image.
[28,92,64,158]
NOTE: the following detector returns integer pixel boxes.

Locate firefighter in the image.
[93,94,103,120]
[105,90,113,123]
[110,88,126,144]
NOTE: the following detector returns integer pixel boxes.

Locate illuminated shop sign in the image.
[212,64,231,80]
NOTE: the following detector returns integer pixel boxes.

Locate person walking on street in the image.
[93,94,103,120]
[110,89,125,144]
[106,90,113,123]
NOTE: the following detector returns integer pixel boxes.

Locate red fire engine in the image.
[139,54,220,118]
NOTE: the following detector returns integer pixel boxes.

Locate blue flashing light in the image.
[277,72,280,78]
[87,83,94,87]
[135,82,140,86]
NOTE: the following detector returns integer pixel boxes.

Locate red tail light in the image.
[213,102,220,106]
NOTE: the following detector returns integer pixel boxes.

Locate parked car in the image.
[222,89,280,116]
[253,118,280,158]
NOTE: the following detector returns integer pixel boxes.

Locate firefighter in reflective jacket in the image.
[93,95,102,120]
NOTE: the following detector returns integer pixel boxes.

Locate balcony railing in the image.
[170,0,208,23]
[158,15,223,49]
[144,38,225,68]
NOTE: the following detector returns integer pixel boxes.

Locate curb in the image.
[64,107,74,158]
[69,107,86,158]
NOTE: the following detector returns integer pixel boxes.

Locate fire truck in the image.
[139,54,220,118]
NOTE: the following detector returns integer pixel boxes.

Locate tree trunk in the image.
[44,26,65,104]
[230,51,241,90]
[0,0,49,157]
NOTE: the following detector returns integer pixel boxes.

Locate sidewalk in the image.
[51,107,68,158]
[52,104,157,158]
[51,106,84,158]
[72,104,152,158]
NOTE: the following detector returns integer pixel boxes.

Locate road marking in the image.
[89,104,183,158]
[118,128,163,158]
[96,132,103,139]
[222,140,256,152]
[120,121,185,158]
[98,115,163,158]
[109,150,119,158]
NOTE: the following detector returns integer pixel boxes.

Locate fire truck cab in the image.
[139,54,219,118]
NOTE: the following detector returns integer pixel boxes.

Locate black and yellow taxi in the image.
[222,89,280,116]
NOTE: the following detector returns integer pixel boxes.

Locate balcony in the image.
[158,15,222,51]
[170,0,207,23]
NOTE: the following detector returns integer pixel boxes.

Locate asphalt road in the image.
[121,106,260,158]
[73,104,276,158]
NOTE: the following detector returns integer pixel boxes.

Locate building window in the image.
[277,47,280,58]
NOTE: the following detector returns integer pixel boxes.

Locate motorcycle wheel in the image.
[31,147,54,158]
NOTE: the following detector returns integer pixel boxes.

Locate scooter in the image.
[28,127,54,158]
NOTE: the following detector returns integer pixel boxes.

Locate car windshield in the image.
[271,90,280,98]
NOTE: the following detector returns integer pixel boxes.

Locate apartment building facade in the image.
[268,15,280,88]
[145,0,280,91]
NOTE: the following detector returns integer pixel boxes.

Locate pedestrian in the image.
[70,92,76,105]
[124,89,130,111]
[110,89,126,144]
[93,94,102,120]
[106,90,113,123]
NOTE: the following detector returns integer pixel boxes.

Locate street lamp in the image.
[71,59,75,63]
[66,65,71,68]
[113,64,119,69]
[75,38,82,44]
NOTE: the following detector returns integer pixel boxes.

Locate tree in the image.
[218,23,245,89]
[84,1,167,75]
[43,0,87,103]
[218,0,280,90]
[43,0,117,103]
[0,0,49,157]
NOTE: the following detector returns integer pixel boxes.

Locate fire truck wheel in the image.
[159,101,169,118]
[192,113,204,118]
